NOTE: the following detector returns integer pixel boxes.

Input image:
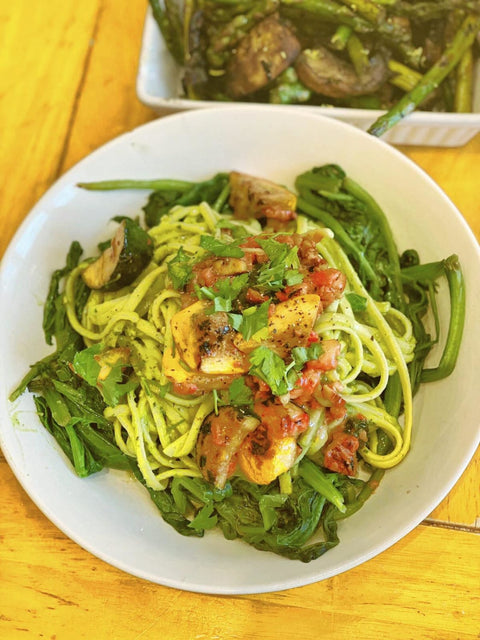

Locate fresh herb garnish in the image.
[346,292,368,312]
[72,344,137,407]
[291,343,324,370]
[228,377,253,407]
[168,247,192,289]
[256,238,302,291]
[200,235,245,258]
[196,273,249,312]
[237,300,270,341]
[248,345,292,396]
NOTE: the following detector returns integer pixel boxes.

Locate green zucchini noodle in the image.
[62,201,416,490]
[315,235,415,469]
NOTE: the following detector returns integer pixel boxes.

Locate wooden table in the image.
[1,1,479,638]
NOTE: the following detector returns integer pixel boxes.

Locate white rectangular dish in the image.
[136,8,480,148]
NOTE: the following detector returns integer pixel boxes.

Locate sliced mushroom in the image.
[295,46,388,99]
[226,14,301,98]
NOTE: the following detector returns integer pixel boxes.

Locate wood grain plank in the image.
[0,0,101,260]
[427,445,480,527]
[402,135,480,241]
[1,1,479,637]
[401,138,480,530]
[0,458,478,640]
[59,0,156,173]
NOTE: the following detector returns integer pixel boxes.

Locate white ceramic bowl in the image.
[1,106,479,594]
[137,8,480,147]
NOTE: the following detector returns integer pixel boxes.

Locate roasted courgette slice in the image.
[82,218,153,291]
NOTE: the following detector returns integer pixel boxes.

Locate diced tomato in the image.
[322,431,360,476]
[280,410,309,436]
[308,339,341,372]
[195,265,217,287]
[246,375,271,401]
[310,268,346,307]
[307,330,319,344]
[245,288,269,304]
[290,366,322,402]
[326,402,347,423]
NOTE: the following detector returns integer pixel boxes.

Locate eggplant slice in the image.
[82,218,153,291]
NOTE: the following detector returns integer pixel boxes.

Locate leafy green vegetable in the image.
[228,377,253,407]
[72,344,138,407]
[189,502,218,531]
[143,173,230,227]
[291,343,324,371]
[402,254,466,389]
[167,247,193,290]
[237,300,271,340]
[346,292,368,312]
[196,273,249,312]
[256,237,302,292]
[43,241,84,345]
[248,346,292,396]
[259,494,289,531]
[298,458,346,513]
[200,235,244,258]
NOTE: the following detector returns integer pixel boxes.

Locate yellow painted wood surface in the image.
[0,0,479,637]
[1,466,479,640]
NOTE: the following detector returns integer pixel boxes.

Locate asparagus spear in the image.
[337,0,386,25]
[148,0,184,64]
[280,0,373,32]
[395,1,480,22]
[368,13,480,137]
[330,24,352,50]
[454,47,474,113]
[388,59,423,92]
[281,0,422,67]
[347,33,371,77]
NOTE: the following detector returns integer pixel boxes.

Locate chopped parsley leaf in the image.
[248,345,291,396]
[228,377,253,407]
[238,300,270,341]
[256,238,302,292]
[167,247,192,290]
[196,273,249,312]
[200,235,245,258]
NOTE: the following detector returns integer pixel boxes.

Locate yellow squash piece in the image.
[238,428,299,485]
[235,294,320,358]
[162,344,196,384]
[170,300,210,370]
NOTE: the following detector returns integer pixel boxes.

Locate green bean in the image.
[77,179,195,191]
[368,14,480,137]
[420,257,466,383]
